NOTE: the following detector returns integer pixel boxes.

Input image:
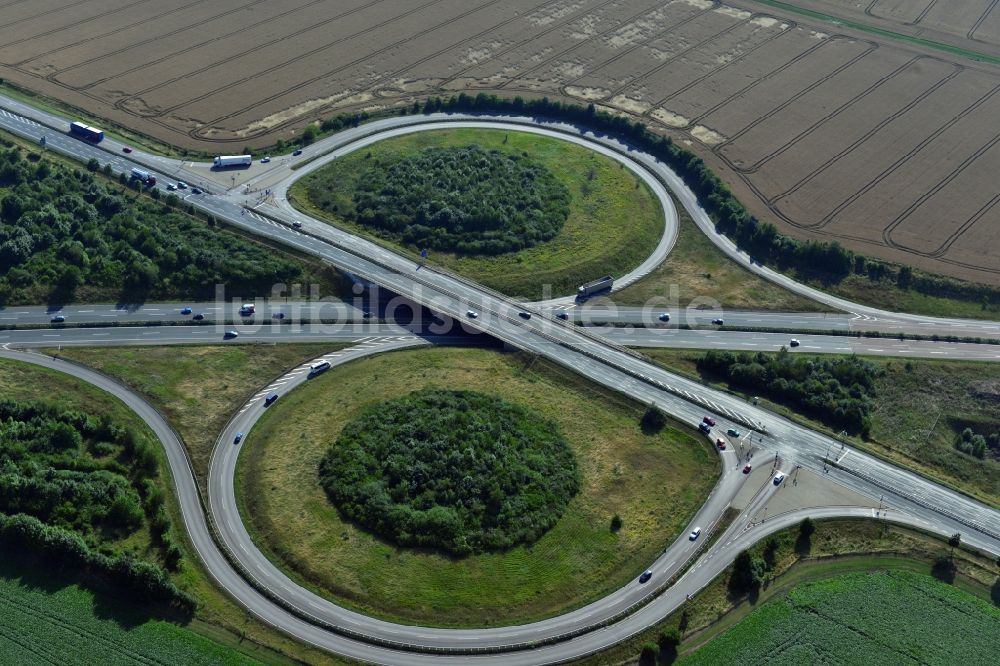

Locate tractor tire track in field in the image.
[703,39,878,148]
[188,0,507,137]
[16,0,266,69]
[644,16,794,119]
[882,129,1000,253]
[545,1,721,96]
[114,0,434,116]
[730,56,959,174]
[969,0,1000,42]
[48,0,346,88]
[0,0,158,50]
[434,0,657,92]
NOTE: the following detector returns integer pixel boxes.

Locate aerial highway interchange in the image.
[0,91,998,665]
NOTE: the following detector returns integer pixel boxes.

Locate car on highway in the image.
[711,318,724,325]
[260,156,271,163]
[224,330,238,339]
[193,313,205,321]
[292,220,302,228]
[639,570,652,584]
[190,187,202,194]
[702,416,716,426]
[362,309,373,319]
[773,472,786,485]
[556,312,569,320]
[698,422,711,434]
[743,464,752,474]
[309,360,331,375]
[50,315,65,323]
[234,432,243,444]
[716,438,727,450]
[727,428,741,438]
[689,527,702,541]
[166,183,177,190]
[180,307,192,315]
[272,312,285,319]
[658,312,670,322]
[264,392,279,406]
[466,310,478,319]
[122,146,132,153]
[518,311,531,319]
[176,182,187,189]
[789,338,800,347]
[292,149,303,156]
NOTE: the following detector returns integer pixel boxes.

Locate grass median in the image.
[290,127,664,300]
[236,346,718,627]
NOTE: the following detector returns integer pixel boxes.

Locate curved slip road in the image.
[1,97,999,662]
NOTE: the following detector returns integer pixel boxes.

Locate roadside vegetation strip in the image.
[291,127,664,300]
[751,0,1000,66]
[641,350,1000,508]
[54,343,351,489]
[679,569,1000,665]
[236,346,718,628]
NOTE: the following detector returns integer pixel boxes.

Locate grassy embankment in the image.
[581,518,1000,665]
[0,356,323,665]
[290,128,664,301]
[42,344,357,664]
[641,350,1000,507]
[236,346,718,627]
[612,202,824,312]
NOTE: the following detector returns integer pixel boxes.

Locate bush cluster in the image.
[319,389,579,555]
[0,147,305,305]
[955,427,999,460]
[696,350,879,436]
[0,398,187,599]
[341,145,570,255]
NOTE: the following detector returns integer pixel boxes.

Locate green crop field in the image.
[679,570,1000,665]
[0,558,260,665]
[290,128,663,300]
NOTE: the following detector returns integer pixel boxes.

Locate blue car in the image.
[264,393,279,406]
[180,307,192,315]
[639,570,652,584]
[234,432,243,444]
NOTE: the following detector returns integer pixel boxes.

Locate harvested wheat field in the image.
[1,0,999,283]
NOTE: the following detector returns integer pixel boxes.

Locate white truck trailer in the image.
[213,155,252,168]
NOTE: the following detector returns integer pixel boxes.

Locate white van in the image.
[309,360,331,374]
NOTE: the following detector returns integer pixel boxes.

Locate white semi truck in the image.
[213,155,252,168]
[577,275,614,299]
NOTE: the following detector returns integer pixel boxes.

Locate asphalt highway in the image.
[2,95,999,663]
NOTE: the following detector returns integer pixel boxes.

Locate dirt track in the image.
[1,0,999,284]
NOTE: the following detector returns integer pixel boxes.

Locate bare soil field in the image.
[1,0,1000,283]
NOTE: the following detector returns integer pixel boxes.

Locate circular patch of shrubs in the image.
[349,145,571,255]
[318,388,579,555]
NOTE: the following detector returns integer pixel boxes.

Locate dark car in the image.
[518,311,531,319]
[193,313,205,321]
[716,438,727,450]
[702,416,716,427]
[556,312,570,320]
[180,307,192,315]
[234,432,243,444]
[190,187,202,194]
[658,312,670,322]
[789,338,801,347]
[727,428,741,438]
[224,329,238,339]
[698,422,711,434]
[711,318,724,325]
[743,464,752,474]
[292,149,303,156]
[272,312,285,319]
[50,315,65,323]
[122,146,132,153]
[639,570,652,584]
[264,392,279,406]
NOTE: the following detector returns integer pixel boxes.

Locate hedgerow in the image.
[318,389,579,555]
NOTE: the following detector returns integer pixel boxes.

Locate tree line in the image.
[0,145,305,305]
[695,350,879,436]
[0,398,188,607]
[319,389,579,555]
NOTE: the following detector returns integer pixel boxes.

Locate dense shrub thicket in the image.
[955,427,999,460]
[394,93,1000,307]
[0,146,304,304]
[319,389,579,555]
[696,350,879,436]
[344,145,571,255]
[0,398,188,607]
